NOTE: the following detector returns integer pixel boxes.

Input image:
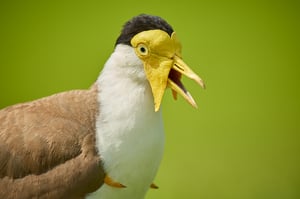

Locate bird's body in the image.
[92,44,164,198]
[0,85,103,199]
[0,14,205,198]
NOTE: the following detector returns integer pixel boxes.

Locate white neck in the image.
[89,45,165,199]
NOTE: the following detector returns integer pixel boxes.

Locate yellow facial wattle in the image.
[131,30,205,112]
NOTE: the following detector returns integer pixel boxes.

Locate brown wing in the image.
[0,84,104,199]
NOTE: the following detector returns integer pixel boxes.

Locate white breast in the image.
[88,45,165,199]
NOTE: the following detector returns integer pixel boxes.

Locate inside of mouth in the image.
[168,69,187,94]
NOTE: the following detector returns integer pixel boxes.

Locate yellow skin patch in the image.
[131,30,205,112]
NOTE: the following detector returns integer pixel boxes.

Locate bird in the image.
[0,14,205,199]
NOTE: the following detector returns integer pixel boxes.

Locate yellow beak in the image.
[168,55,205,109]
[131,30,205,112]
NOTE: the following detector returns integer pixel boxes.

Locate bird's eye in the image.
[137,44,148,56]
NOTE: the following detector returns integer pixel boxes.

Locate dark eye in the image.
[140,47,146,53]
[137,44,148,56]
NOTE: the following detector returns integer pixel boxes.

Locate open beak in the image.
[167,55,205,108]
[130,29,205,112]
[145,53,205,112]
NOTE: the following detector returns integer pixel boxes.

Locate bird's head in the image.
[116,14,205,112]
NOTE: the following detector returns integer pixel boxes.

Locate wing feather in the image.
[0,84,104,198]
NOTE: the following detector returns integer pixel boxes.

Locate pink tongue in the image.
[168,69,187,100]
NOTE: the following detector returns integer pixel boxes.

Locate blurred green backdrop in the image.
[0,0,299,199]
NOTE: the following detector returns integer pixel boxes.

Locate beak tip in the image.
[196,77,206,89]
[201,81,206,89]
[186,92,199,109]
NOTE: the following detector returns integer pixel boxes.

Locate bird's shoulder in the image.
[0,83,100,179]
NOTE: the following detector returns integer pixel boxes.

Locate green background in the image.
[0,1,299,198]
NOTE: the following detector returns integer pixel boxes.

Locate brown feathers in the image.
[0,84,104,198]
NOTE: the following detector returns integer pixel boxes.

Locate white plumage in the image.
[89,44,165,199]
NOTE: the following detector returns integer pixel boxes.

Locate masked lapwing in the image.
[0,14,205,199]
